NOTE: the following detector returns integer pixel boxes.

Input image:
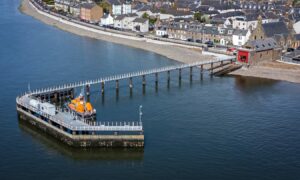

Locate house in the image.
[237,38,282,65]
[132,18,149,32]
[106,0,132,15]
[54,0,71,12]
[70,4,80,17]
[232,12,279,31]
[113,13,138,30]
[100,14,114,26]
[232,29,251,46]
[155,26,168,36]
[80,3,103,23]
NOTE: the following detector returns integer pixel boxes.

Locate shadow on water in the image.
[234,75,278,91]
[18,119,144,161]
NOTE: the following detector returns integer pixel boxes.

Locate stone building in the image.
[237,38,282,65]
[80,3,103,23]
[249,15,296,49]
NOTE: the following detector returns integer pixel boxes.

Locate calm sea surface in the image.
[0,1,300,179]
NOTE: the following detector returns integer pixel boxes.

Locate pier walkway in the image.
[26,58,235,96]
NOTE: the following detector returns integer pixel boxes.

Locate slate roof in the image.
[247,38,279,51]
[133,18,148,23]
[294,34,300,41]
[233,29,248,36]
[81,2,97,9]
[262,21,289,37]
[114,13,138,20]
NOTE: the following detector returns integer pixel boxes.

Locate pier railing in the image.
[16,97,143,132]
[24,58,234,96]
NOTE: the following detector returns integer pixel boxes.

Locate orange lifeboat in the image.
[67,94,96,120]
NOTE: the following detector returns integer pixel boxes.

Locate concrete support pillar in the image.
[116,80,119,92]
[179,69,182,81]
[142,75,146,94]
[155,73,158,89]
[101,82,105,95]
[142,75,146,88]
[167,71,170,83]
[115,80,119,99]
[190,67,193,81]
[129,77,133,96]
[86,84,90,102]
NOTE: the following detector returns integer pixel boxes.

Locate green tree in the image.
[98,1,111,14]
[194,12,202,22]
[142,13,149,19]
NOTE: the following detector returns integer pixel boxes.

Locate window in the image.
[238,36,242,40]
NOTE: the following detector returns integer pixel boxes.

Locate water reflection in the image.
[234,76,278,91]
[18,119,144,161]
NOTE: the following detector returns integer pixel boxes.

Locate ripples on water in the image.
[0,0,300,179]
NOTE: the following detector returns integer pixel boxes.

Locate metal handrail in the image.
[24,58,234,96]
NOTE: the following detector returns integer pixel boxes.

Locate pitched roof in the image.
[81,2,97,9]
[133,18,148,23]
[247,38,279,51]
[233,29,248,36]
[262,21,289,37]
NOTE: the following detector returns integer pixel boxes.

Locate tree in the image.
[142,13,149,19]
[194,12,202,22]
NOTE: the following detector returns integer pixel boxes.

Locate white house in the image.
[69,4,80,17]
[100,14,114,26]
[54,0,71,12]
[232,14,279,31]
[132,18,149,33]
[122,4,132,14]
[232,29,251,46]
[110,0,132,15]
[113,14,138,30]
[155,26,168,36]
[112,3,122,15]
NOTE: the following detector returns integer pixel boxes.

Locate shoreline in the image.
[19,0,217,65]
[20,0,300,84]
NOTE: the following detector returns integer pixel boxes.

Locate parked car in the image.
[195,39,202,43]
[205,41,214,47]
[187,38,194,42]
[227,47,237,55]
[287,48,295,52]
[162,34,168,38]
